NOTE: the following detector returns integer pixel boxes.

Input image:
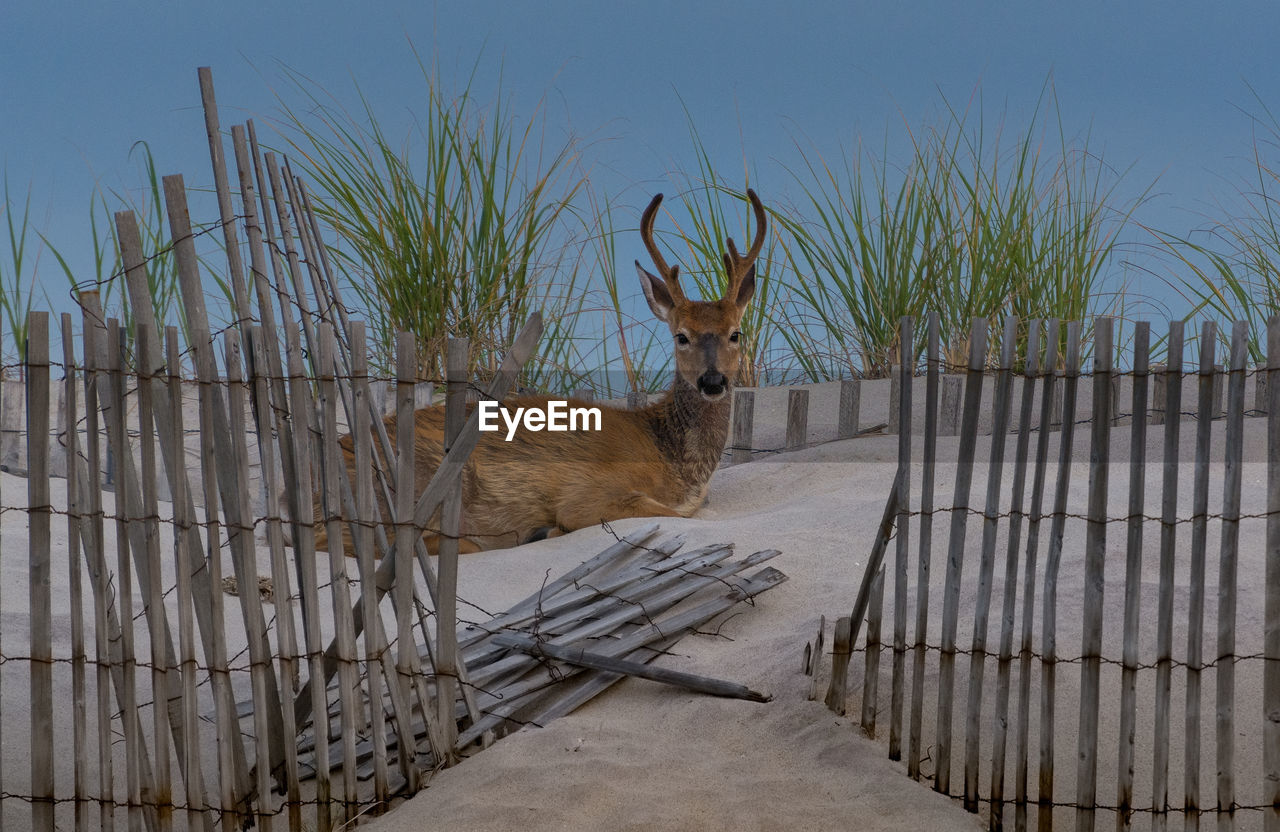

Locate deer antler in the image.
[640,193,686,302]
[721,188,767,298]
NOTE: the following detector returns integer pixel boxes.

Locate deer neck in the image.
[646,376,731,489]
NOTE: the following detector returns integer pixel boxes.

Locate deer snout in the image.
[697,370,728,399]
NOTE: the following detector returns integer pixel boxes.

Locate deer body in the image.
[314,190,766,553]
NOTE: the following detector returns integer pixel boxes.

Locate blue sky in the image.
[4,1,1279,331]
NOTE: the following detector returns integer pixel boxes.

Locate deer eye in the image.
[729,331,741,343]
[675,332,690,346]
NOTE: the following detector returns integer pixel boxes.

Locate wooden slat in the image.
[1215,321,1248,830]
[26,311,55,831]
[77,294,116,832]
[989,319,1041,831]
[394,331,435,784]
[108,320,146,831]
[964,316,1018,813]
[1151,363,1167,425]
[437,338,469,756]
[732,390,754,464]
[186,324,243,831]
[890,317,913,761]
[1014,319,1058,832]
[1266,315,1280,832]
[861,566,886,736]
[60,312,90,831]
[500,637,770,701]
[1039,321,1083,832]
[825,617,853,715]
[1185,321,1218,829]
[1075,317,1114,832]
[889,365,901,434]
[351,323,391,811]
[246,324,304,827]
[166,329,216,831]
[223,331,278,829]
[935,317,990,796]
[908,311,940,779]
[0,313,4,828]
[136,324,175,830]
[280,324,333,832]
[1151,321,1185,832]
[262,152,319,365]
[1116,321,1150,831]
[940,373,963,436]
[196,67,253,338]
[316,324,362,820]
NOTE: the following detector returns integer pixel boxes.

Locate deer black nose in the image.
[698,371,727,397]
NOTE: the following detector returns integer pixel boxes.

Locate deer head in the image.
[634,189,766,401]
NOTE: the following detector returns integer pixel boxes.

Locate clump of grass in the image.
[1154,91,1280,365]
[0,179,39,363]
[774,83,1138,378]
[656,106,782,387]
[273,56,589,387]
[43,141,189,351]
[774,131,940,379]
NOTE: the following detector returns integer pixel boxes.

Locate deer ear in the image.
[636,260,676,322]
[733,264,756,311]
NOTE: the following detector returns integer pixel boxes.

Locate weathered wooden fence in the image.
[0,67,789,831]
[820,311,1280,830]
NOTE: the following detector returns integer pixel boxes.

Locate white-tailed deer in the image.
[316,189,766,553]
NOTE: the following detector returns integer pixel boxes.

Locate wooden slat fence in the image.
[0,66,794,831]
[823,312,1280,831]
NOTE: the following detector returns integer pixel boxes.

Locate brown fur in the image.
[312,189,767,554]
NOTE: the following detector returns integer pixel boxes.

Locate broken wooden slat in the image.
[494,636,770,702]
[825,617,853,715]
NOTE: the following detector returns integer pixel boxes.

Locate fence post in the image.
[786,389,809,451]
[1151,362,1167,424]
[939,374,963,436]
[838,378,861,439]
[732,390,755,465]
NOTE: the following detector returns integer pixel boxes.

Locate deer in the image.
[313,188,767,554]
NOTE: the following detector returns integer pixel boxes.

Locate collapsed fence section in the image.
[821,312,1280,831]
